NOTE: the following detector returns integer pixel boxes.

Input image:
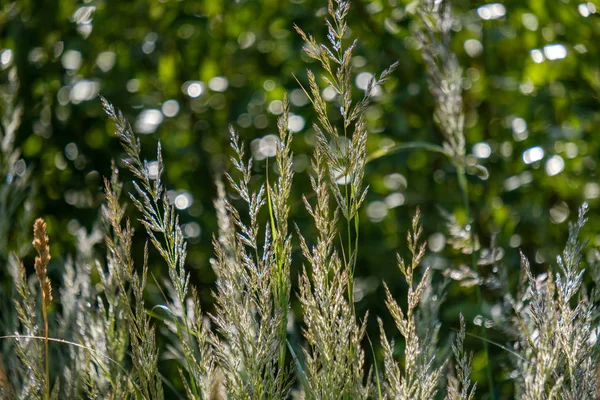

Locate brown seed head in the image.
[33,218,52,303]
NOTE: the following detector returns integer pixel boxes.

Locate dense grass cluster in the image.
[1,0,599,399]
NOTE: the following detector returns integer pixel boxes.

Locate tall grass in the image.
[1,0,599,399]
[512,204,599,399]
[378,209,444,399]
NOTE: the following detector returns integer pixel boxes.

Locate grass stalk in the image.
[32,218,52,400]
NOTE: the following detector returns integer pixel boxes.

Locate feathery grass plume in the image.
[57,224,131,399]
[446,314,476,400]
[413,0,483,282]
[101,97,215,398]
[414,0,465,163]
[378,209,442,399]
[294,0,397,302]
[103,167,163,399]
[269,94,295,363]
[32,218,53,400]
[296,146,369,399]
[437,208,480,256]
[513,203,599,399]
[209,114,293,398]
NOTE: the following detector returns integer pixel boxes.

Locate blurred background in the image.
[1,0,599,396]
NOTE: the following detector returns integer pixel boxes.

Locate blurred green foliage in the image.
[1,0,600,396]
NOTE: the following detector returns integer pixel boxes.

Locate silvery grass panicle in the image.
[412,0,486,266]
[56,220,131,399]
[103,168,163,399]
[209,97,294,398]
[446,314,477,400]
[102,98,215,398]
[378,209,443,400]
[513,204,599,399]
[297,146,369,399]
[294,0,397,301]
[414,0,465,163]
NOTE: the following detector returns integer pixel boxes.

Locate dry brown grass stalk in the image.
[32,218,52,400]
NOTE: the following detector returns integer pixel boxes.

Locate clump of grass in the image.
[378,209,443,399]
[3,0,600,399]
[8,246,46,399]
[102,97,216,398]
[6,172,165,399]
[378,212,478,400]
[294,0,397,305]
[5,206,135,398]
[292,0,398,397]
[56,220,130,398]
[209,98,294,398]
[296,146,370,398]
[103,166,164,399]
[4,219,55,400]
[512,203,599,399]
